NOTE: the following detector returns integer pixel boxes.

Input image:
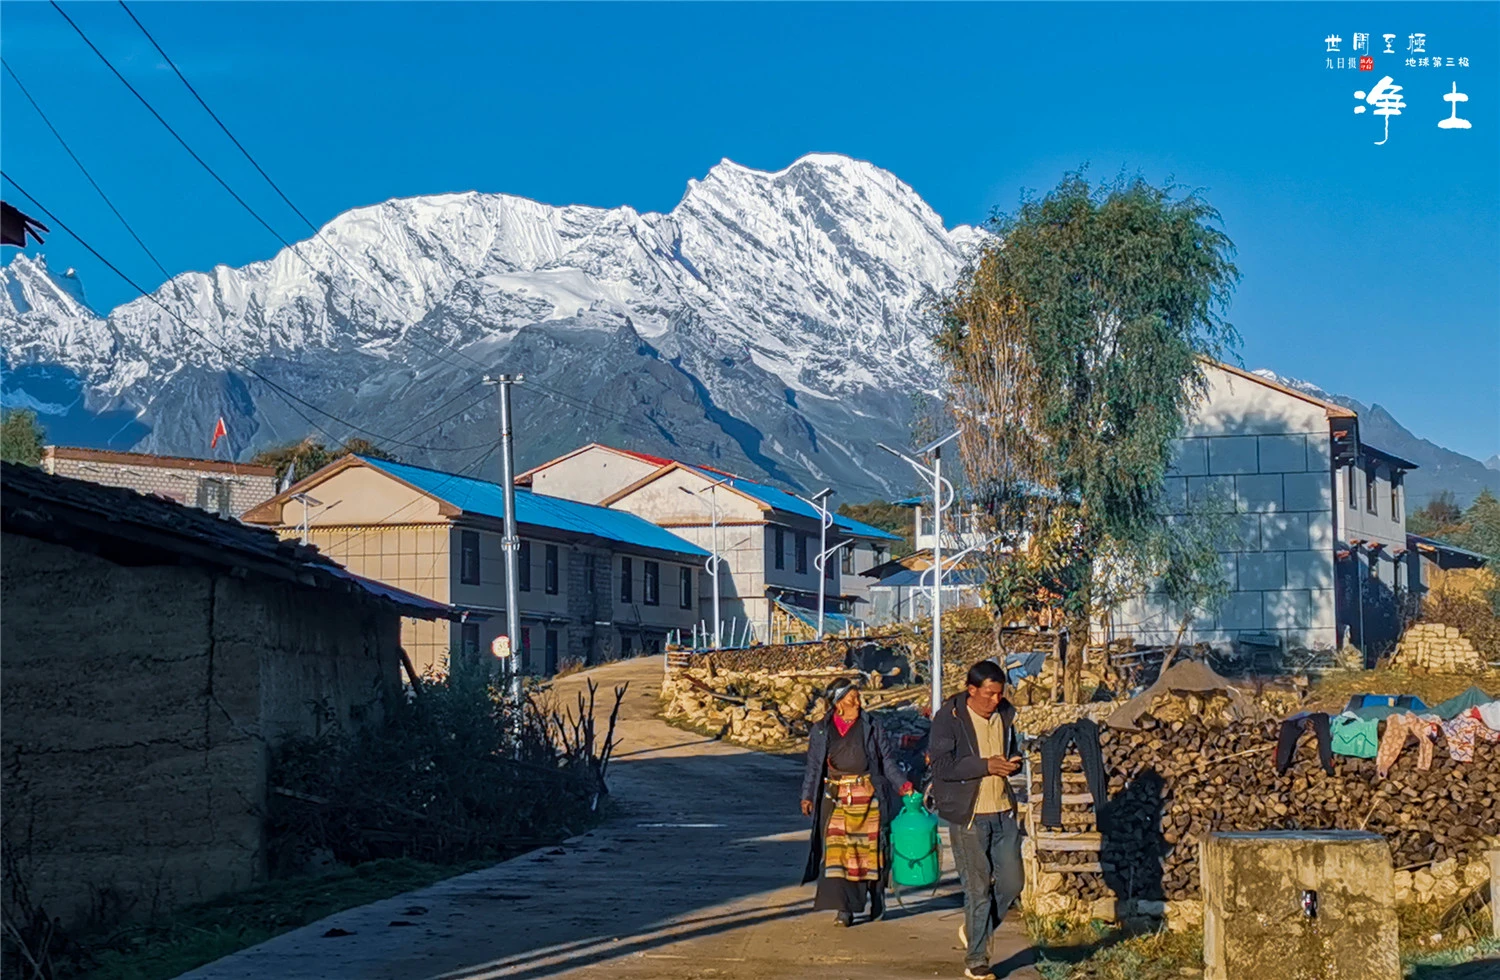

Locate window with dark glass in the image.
[774,528,785,570]
[679,567,693,609]
[620,557,633,603]
[460,530,481,584]
[520,627,532,669]
[795,534,808,574]
[544,630,559,674]
[644,561,660,605]
[620,634,633,656]
[1365,466,1378,515]
[1391,475,1402,523]
[545,544,559,595]
[518,540,532,592]
[841,546,856,575]
[1346,464,1357,505]
[197,478,231,517]
[461,622,479,658]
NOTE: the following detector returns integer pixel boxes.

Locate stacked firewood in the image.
[1030,708,1500,904]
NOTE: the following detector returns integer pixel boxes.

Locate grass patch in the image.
[71,857,494,980]
[1028,917,1202,980]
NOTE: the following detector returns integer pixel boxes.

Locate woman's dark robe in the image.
[799,712,909,914]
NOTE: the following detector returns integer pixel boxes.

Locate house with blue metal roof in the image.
[244,455,708,676]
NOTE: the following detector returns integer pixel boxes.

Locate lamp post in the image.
[289,492,322,545]
[681,477,732,650]
[916,534,1000,610]
[879,431,959,712]
[796,488,836,639]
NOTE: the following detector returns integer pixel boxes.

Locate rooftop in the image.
[42,445,277,477]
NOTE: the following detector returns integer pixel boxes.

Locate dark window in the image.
[825,545,836,581]
[1394,559,1405,592]
[518,540,532,592]
[545,544,559,595]
[841,546,856,575]
[620,557,633,603]
[460,530,481,585]
[1347,464,1357,506]
[1365,466,1378,515]
[646,636,661,655]
[873,545,887,567]
[620,634,633,656]
[644,561,660,606]
[545,630,559,674]
[679,567,693,609]
[461,621,480,658]
[1391,475,1402,523]
[774,528,785,570]
[197,478,230,517]
[521,627,532,670]
[795,534,808,574]
[1369,554,1380,580]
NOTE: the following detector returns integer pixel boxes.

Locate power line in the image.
[51,0,487,378]
[0,174,480,455]
[0,61,483,456]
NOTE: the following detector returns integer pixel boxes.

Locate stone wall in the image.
[43,453,276,519]
[1390,622,1487,673]
[1,532,402,929]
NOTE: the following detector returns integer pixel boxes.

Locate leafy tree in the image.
[1460,489,1500,559]
[838,500,915,558]
[935,172,1240,701]
[1407,490,1465,539]
[253,437,397,484]
[0,408,46,466]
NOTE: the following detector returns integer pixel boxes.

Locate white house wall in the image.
[1113,365,1339,651]
[526,447,663,505]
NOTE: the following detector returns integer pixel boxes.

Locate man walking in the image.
[928,660,1025,980]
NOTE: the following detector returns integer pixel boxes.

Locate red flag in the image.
[210,417,227,450]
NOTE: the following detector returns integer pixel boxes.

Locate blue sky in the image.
[2,2,1496,460]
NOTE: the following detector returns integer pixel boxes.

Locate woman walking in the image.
[800,679,913,926]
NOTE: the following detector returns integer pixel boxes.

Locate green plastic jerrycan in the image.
[890,793,941,888]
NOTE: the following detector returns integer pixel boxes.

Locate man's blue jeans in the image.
[949,812,1025,969]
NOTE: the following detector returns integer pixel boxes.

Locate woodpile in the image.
[1023,692,1500,924]
[1390,623,1487,673]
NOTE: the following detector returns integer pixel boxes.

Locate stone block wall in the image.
[44,454,276,519]
[1390,623,1488,673]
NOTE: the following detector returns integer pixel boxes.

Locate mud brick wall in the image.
[1,532,402,929]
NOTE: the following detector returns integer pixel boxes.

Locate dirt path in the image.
[177,657,1039,980]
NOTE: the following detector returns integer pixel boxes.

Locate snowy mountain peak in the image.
[1251,368,1333,401]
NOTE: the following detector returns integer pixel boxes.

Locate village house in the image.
[518,444,902,643]
[0,462,450,930]
[242,455,708,675]
[1110,362,1418,660]
[40,445,278,518]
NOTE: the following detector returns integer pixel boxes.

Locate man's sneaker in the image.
[963,968,996,980]
[833,911,852,927]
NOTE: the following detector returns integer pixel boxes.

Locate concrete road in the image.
[178,657,1039,980]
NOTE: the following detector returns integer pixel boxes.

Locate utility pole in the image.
[485,373,524,700]
[879,431,959,713]
[681,477,731,649]
[290,491,322,545]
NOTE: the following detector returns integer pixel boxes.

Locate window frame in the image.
[679,566,693,609]
[795,533,808,575]
[518,539,532,592]
[544,629,559,674]
[460,621,480,658]
[619,556,633,604]
[197,477,231,517]
[1346,464,1357,506]
[460,530,481,585]
[643,560,660,606]
[1365,465,1379,516]
[1391,474,1402,523]
[841,546,856,576]
[520,627,532,669]
[774,527,785,570]
[544,543,559,595]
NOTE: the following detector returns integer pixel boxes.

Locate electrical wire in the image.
[0,174,479,454]
[51,0,488,378]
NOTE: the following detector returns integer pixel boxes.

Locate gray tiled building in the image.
[1113,362,1404,654]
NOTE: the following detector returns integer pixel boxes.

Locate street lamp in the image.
[681,477,732,650]
[878,431,959,713]
[796,488,842,640]
[916,534,1000,609]
[289,492,323,545]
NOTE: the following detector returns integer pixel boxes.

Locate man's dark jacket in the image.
[927,691,1019,826]
[799,714,907,885]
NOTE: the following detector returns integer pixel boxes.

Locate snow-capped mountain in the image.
[1252,370,1500,509]
[1,154,983,496]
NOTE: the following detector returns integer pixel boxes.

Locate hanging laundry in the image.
[1039,718,1107,829]
[1376,712,1440,777]
[1441,713,1500,763]
[1276,713,1335,774]
[1330,712,1380,759]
